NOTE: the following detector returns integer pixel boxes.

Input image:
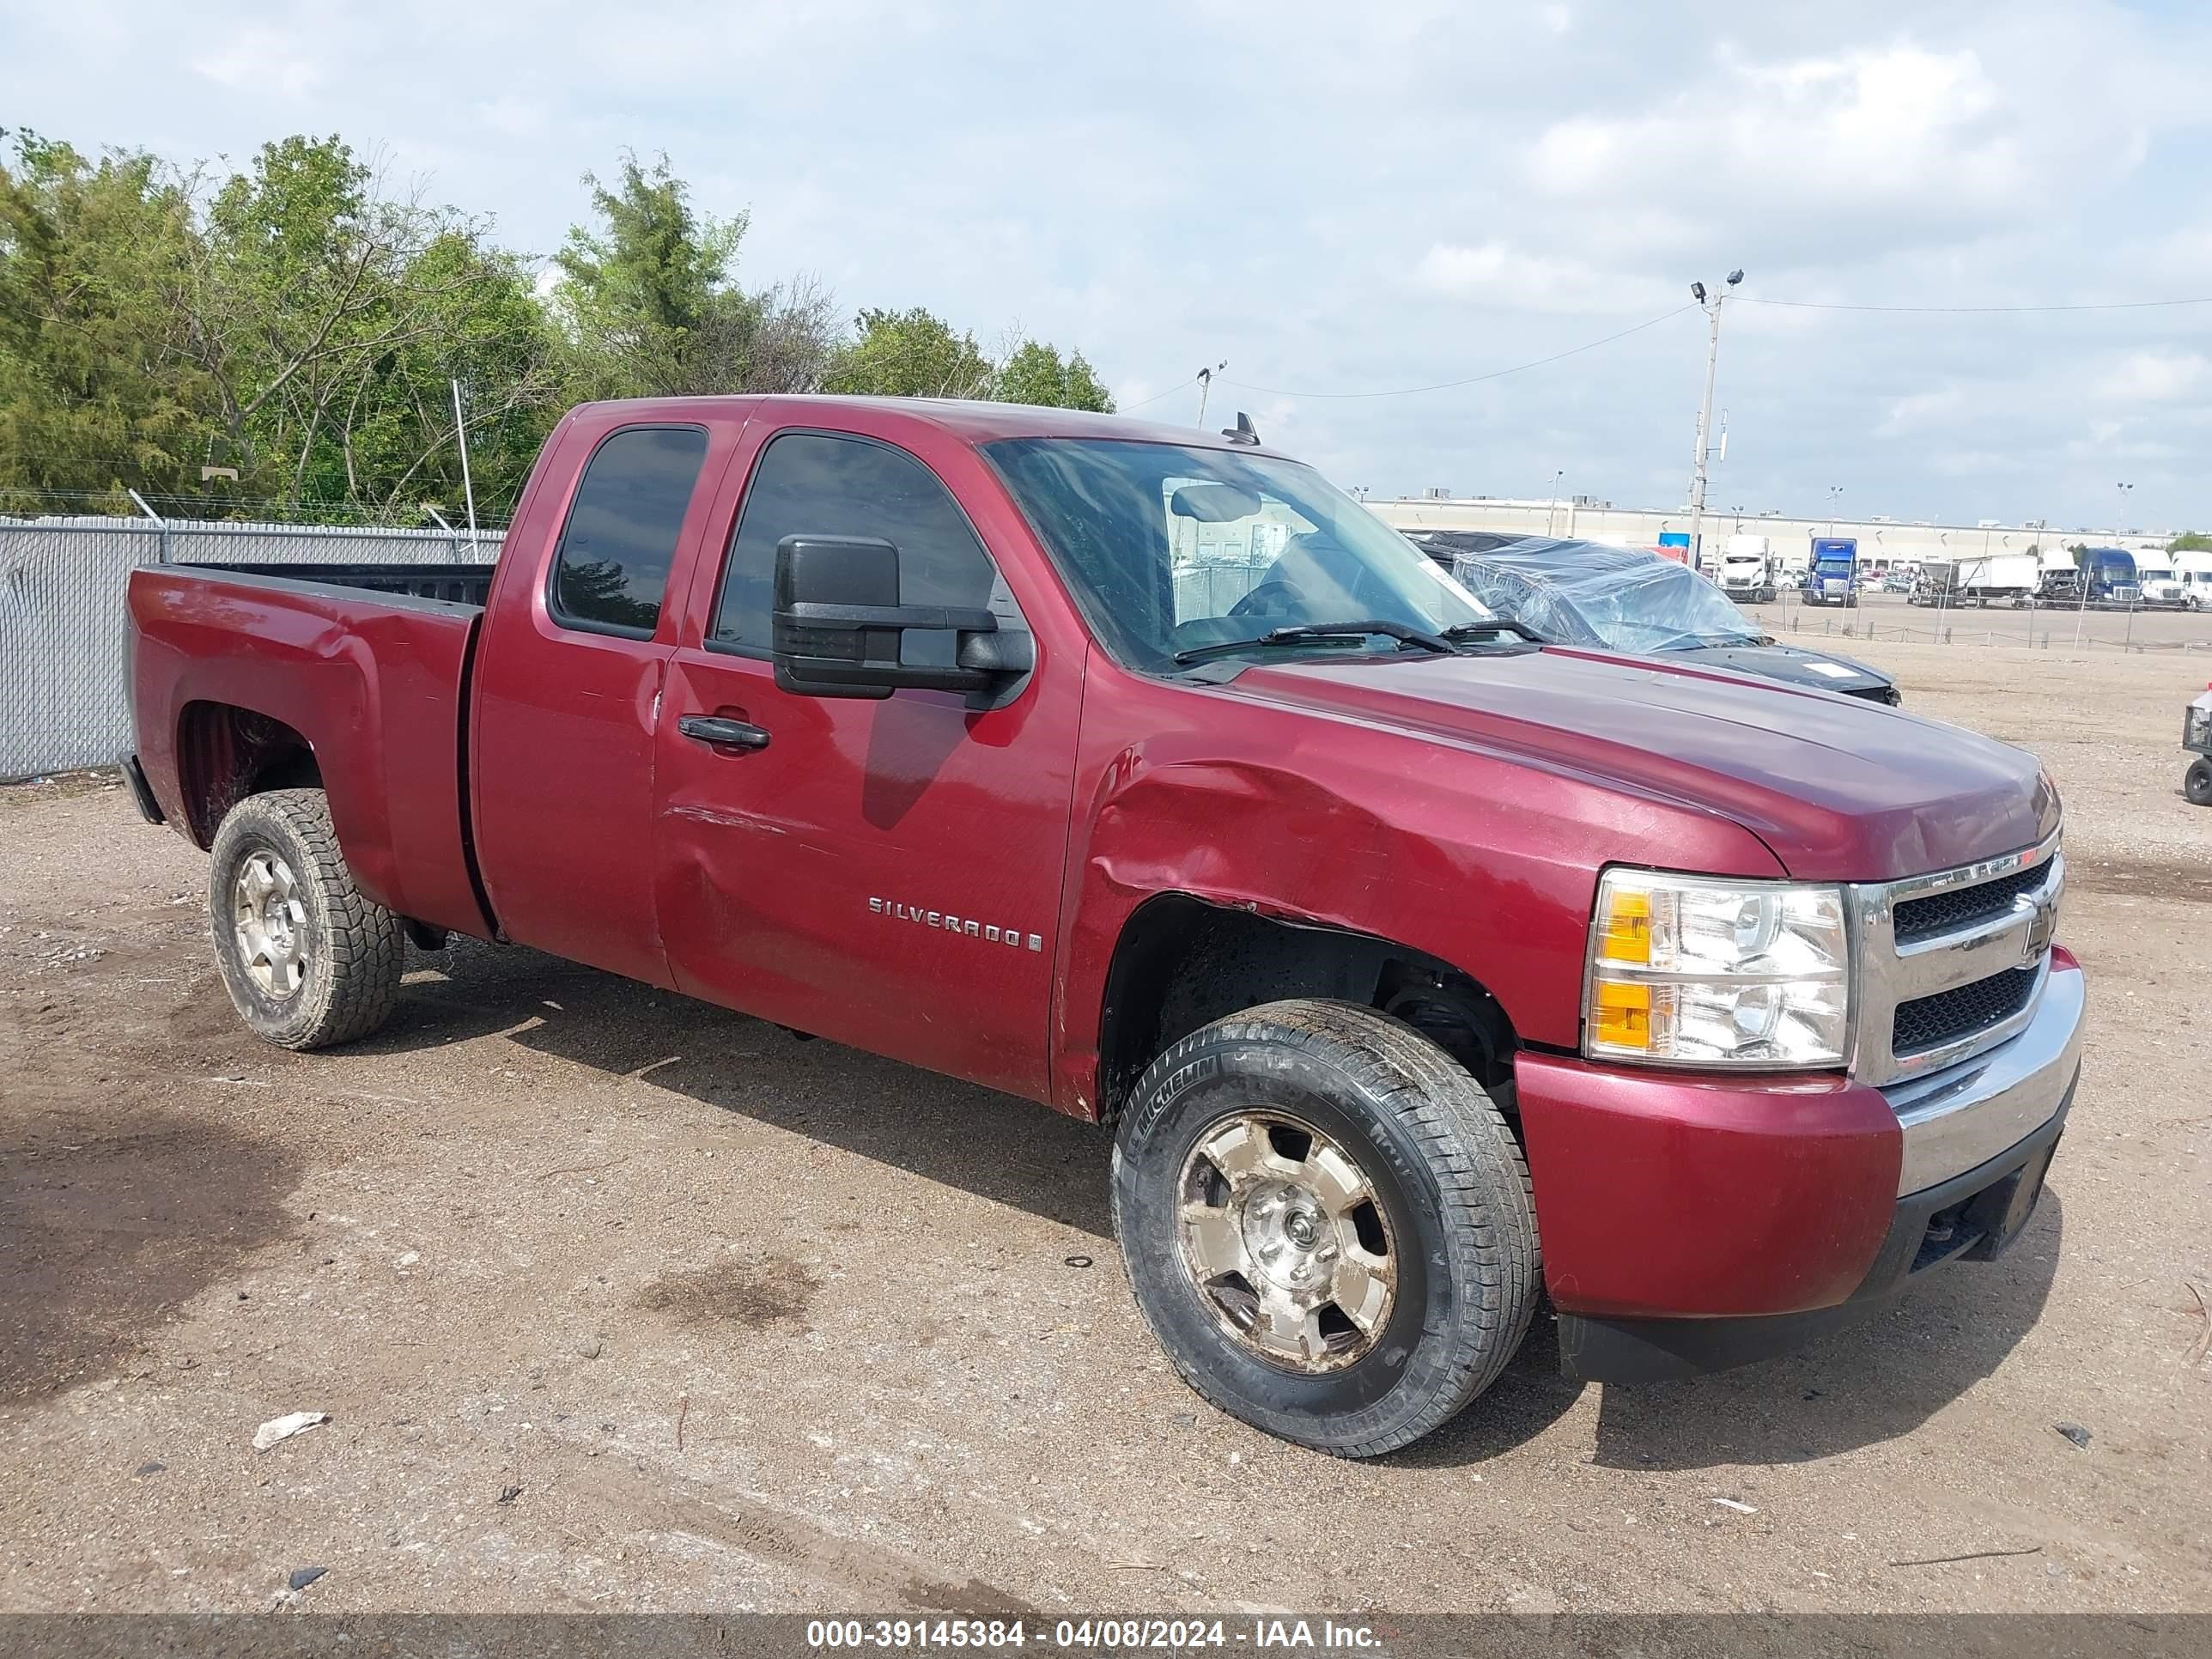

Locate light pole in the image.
[1685,269,1745,574]
[1194,362,1228,429]
[1547,469,1565,536]
[1826,485,1843,538]
[2117,483,2138,646]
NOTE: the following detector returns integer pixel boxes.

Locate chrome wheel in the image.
[1176,1111,1396,1372]
[231,849,310,1000]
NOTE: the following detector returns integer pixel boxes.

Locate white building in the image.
[1364,494,2171,574]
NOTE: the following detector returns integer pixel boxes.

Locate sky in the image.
[7,0,2212,532]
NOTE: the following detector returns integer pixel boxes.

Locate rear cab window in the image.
[549,425,712,636]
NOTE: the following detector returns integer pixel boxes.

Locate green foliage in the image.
[1,132,1121,520]
[823,310,1116,410]
[823,307,994,399]
[552,152,836,398]
[0,131,218,507]
[2169,532,2212,552]
[994,339,1115,411]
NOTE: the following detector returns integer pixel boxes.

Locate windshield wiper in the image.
[1173,620,1457,666]
[1442,619,1540,645]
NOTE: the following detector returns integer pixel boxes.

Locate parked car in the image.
[1421,536,1901,704]
[125,397,2077,1457]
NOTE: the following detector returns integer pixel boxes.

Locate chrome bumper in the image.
[1881,963,2084,1195]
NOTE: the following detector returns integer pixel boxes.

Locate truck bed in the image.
[186,562,498,607]
[128,564,494,939]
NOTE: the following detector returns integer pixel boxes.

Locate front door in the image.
[652,425,1079,1101]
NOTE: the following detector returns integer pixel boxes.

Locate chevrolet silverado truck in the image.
[125,397,2083,1456]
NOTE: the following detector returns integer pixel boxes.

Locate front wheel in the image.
[208,789,404,1049]
[2187,759,2212,808]
[1112,1000,1538,1457]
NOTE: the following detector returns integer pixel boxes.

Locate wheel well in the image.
[176,702,321,845]
[1096,894,1517,1121]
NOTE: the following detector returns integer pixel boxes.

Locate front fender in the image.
[1049,707,1786,1116]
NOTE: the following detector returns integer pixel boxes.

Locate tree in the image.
[2169,532,2212,552]
[822,309,1116,408]
[552,152,836,398]
[994,339,1115,411]
[0,131,218,510]
[823,306,994,399]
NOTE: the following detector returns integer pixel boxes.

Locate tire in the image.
[207,788,404,1048]
[2187,760,2212,808]
[1111,999,1538,1458]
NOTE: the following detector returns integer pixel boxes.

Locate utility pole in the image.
[1685,270,1744,572]
[452,379,479,554]
[1194,362,1227,430]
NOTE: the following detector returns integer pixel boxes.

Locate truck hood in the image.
[1663,641,1896,702]
[1231,646,2054,881]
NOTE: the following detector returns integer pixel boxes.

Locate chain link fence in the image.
[0,516,501,782]
[1172,558,1273,621]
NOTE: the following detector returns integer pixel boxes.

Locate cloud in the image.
[6,0,2212,528]
[2096,349,2210,404]
[189,25,326,99]
[1522,32,2158,258]
[1877,386,1968,439]
[1413,242,1670,313]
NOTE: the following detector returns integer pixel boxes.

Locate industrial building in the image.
[1364,494,2174,574]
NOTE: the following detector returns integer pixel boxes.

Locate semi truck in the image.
[1910,553,2039,607]
[1717,534,1778,603]
[2081,547,2140,606]
[122,394,2081,1457]
[1802,537,1858,607]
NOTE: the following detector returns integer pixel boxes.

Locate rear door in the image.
[471,417,726,987]
[652,423,1080,1101]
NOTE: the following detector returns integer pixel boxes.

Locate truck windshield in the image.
[982,438,1492,672]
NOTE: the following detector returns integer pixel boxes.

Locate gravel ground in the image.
[2,644,2208,1616]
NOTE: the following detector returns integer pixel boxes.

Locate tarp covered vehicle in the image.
[1416,535,1901,705]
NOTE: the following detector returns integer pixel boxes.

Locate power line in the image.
[1121,374,1201,412]
[1215,305,1698,400]
[1744,295,2212,314]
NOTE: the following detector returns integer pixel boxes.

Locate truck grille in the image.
[1893,967,2039,1056]
[1850,832,2061,1086]
[1893,865,2045,944]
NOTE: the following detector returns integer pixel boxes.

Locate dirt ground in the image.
[2,642,2209,1617]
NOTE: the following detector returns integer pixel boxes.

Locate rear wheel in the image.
[1112,1000,1537,1458]
[2186,759,2212,808]
[208,789,404,1048]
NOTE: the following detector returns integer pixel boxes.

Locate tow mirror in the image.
[771,534,1031,702]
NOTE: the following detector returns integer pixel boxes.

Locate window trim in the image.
[703,426,1008,661]
[544,421,713,642]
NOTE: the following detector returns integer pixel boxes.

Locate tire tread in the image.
[1113,998,1539,1458]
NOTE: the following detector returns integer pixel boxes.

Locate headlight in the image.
[1584,869,1850,1068]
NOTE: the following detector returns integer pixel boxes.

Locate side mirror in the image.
[771,534,1032,702]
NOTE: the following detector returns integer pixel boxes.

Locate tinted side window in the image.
[550,425,710,635]
[714,433,994,653]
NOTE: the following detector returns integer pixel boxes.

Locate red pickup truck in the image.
[125,397,2082,1456]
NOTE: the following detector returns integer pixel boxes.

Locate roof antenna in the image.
[1221,412,1260,447]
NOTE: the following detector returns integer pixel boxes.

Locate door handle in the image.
[678,714,772,752]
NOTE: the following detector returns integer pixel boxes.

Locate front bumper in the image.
[1515,953,2083,1382]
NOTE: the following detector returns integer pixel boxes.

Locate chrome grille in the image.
[1893,865,2048,945]
[1893,966,2039,1054]
[1849,831,2062,1087]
